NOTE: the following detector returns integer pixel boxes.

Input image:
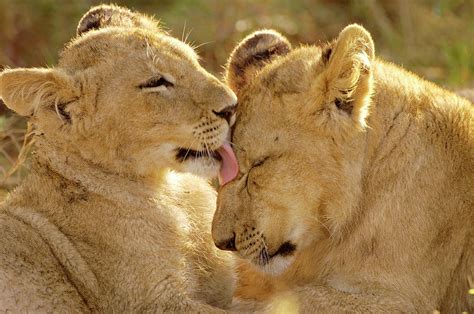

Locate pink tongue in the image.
[217,143,239,186]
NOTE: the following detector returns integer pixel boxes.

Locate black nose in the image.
[213,104,236,124]
[215,234,237,251]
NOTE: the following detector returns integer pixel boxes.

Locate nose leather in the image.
[213,104,236,124]
[214,234,237,251]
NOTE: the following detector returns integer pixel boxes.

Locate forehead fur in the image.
[59,27,199,72]
[259,47,322,87]
[236,46,324,113]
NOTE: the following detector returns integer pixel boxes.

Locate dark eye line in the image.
[138,76,174,89]
[253,156,270,168]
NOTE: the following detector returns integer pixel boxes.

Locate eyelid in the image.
[253,156,270,168]
[245,156,270,195]
[142,85,168,93]
[138,74,175,90]
[162,73,176,85]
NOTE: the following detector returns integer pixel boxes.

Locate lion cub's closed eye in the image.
[139,75,175,91]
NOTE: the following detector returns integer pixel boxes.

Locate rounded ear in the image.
[226,30,291,93]
[77,4,160,36]
[322,24,375,126]
[0,68,79,118]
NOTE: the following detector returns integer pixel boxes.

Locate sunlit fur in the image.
[214,24,473,312]
[0,5,237,312]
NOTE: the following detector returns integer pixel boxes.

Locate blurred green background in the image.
[0,0,473,190]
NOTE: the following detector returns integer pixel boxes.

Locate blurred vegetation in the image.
[0,0,473,189]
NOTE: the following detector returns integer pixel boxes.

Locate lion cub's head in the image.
[0,5,236,180]
[213,25,375,275]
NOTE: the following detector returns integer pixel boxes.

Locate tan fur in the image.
[214,24,473,312]
[0,5,238,312]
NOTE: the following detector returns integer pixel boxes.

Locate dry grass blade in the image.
[0,119,34,189]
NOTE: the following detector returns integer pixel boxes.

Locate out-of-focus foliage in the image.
[0,0,473,189]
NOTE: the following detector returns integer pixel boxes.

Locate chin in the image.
[257,255,295,276]
[180,157,220,178]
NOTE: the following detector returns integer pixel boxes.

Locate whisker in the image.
[228,140,244,150]
[192,41,213,51]
[259,247,270,266]
[312,215,332,236]
[180,137,198,166]
[240,230,259,260]
[204,141,212,159]
[202,142,207,158]
[240,236,252,258]
[181,20,187,42]
[260,235,270,266]
[181,148,192,164]
[184,28,193,45]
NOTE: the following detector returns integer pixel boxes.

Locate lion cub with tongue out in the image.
[0,5,239,312]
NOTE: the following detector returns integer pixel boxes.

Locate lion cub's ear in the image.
[321,24,375,127]
[0,68,79,119]
[226,30,291,93]
[77,4,160,36]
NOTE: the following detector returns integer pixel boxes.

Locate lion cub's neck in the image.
[278,60,472,287]
[365,60,471,169]
[31,140,169,207]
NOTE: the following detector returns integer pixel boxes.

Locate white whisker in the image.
[180,137,198,166]
[227,140,243,150]
[184,28,193,45]
[203,141,212,159]
[312,215,332,236]
[181,20,187,42]
[192,41,213,51]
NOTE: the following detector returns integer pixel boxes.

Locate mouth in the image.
[270,241,297,258]
[175,147,222,162]
[176,143,239,185]
[256,241,297,267]
[249,241,297,275]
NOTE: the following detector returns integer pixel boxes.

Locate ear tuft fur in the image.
[227,30,291,93]
[323,24,375,126]
[321,42,334,65]
[77,4,160,36]
[0,68,79,117]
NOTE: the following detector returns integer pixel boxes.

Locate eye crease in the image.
[245,156,270,195]
[138,76,174,89]
[252,156,269,168]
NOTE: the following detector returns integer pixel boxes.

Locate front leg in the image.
[121,270,227,313]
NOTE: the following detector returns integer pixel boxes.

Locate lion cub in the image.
[0,5,238,312]
[213,25,473,312]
